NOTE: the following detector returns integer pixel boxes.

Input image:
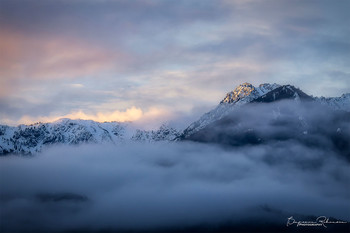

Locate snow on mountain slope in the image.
[181,83,281,138]
[315,93,350,111]
[131,124,181,142]
[220,83,281,104]
[183,98,350,161]
[0,119,180,155]
[252,85,313,103]
[180,83,350,139]
[2,82,349,155]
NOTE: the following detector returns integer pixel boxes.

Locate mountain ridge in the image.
[1,82,349,155]
[180,83,349,140]
[0,119,180,155]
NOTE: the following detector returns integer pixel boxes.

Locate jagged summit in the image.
[220,82,280,104]
[253,85,313,103]
[220,82,255,104]
[182,83,281,138]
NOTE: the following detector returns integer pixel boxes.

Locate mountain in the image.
[182,98,350,159]
[0,119,180,155]
[220,82,281,104]
[180,83,350,160]
[314,93,350,111]
[180,83,350,140]
[181,83,281,138]
[252,85,313,103]
[131,124,181,142]
[1,82,349,156]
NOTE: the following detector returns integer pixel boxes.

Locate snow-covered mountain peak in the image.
[220,82,257,104]
[220,82,281,104]
[181,83,282,138]
[258,83,280,91]
[180,83,349,139]
[253,85,313,103]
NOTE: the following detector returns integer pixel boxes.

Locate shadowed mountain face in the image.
[180,83,350,140]
[184,100,350,162]
[252,85,313,103]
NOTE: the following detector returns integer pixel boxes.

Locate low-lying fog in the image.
[1,140,349,232]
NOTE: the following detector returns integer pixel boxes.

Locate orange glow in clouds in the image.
[2,107,173,129]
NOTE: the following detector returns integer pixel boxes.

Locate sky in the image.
[1,0,350,127]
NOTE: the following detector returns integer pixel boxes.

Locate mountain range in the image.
[1,82,349,155]
[0,120,180,155]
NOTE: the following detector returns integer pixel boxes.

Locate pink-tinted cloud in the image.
[0,28,126,84]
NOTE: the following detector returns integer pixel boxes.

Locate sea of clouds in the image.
[1,139,349,232]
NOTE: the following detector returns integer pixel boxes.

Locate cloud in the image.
[0,0,349,125]
[186,99,350,160]
[17,107,142,124]
[0,106,177,129]
[0,28,121,80]
[0,141,349,232]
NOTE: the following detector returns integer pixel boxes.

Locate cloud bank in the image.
[1,141,349,232]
